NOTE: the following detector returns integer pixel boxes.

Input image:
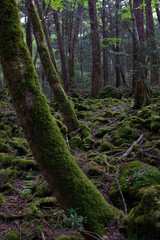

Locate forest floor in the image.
[0,87,160,240]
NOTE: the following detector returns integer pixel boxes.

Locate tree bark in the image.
[68,3,84,87]
[34,0,58,73]
[53,10,69,92]
[145,0,159,85]
[115,0,121,88]
[26,0,79,132]
[102,0,108,86]
[156,4,160,24]
[88,0,102,97]
[26,15,32,56]
[0,0,122,236]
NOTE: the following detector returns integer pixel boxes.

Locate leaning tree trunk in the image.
[34,0,58,73]
[88,0,102,97]
[26,0,79,132]
[0,0,122,237]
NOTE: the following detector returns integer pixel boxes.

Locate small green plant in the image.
[62,208,87,231]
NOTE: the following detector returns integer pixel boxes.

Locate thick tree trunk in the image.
[68,3,84,88]
[26,0,79,132]
[0,0,122,236]
[53,10,69,92]
[88,0,102,97]
[145,0,159,85]
[156,4,160,24]
[34,0,58,73]
[102,0,108,86]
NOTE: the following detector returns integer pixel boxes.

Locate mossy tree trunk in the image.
[0,0,122,237]
[26,0,78,132]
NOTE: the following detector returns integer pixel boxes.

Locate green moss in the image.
[0,141,11,153]
[83,161,109,180]
[99,141,111,152]
[103,110,115,117]
[12,158,37,170]
[0,153,15,168]
[79,124,91,138]
[137,106,154,119]
[69,137,81,150]
[90,121,100,129]
[98,85,122,99]
[3,231,19,240]
[123,185,160,240]
[82,136,93,151]
[91,117,110,124]
[95,128,109,138]
[150,115,160,132]
[0,193,6,206]
[109,161,160,209]
[11,137,29,155]
[94,140,101,149]
[56,119,68,135]
[35,182,52,197]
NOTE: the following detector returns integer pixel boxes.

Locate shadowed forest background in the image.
[0,0,160,240]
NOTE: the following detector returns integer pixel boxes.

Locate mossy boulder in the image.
[0,141,11,153]
[111,121,139,146]
[95,128,109,138]
[83,161,109,181]
[3,231,19,240]
[123,185,160,240]
[82,136,94,151]
[99,141,112,152]
[35,182,52,197]
[69,137,81,150]
[11,137,29,155]
[0,153,15,168]
[12,158,37,170]
[109,161,160,209]
[150,115,160,133]
[79,124,91,139]
[98,85,122,99]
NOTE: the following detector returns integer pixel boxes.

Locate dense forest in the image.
[0,0,160,240]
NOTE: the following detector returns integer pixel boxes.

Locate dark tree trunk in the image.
[26,15,32,56]
[115,0,121,88]
[26,0,79,132]
[34,0,58,73]
[0,1,122,237]
[156,4,160,24]
[53,10,69,92]
[145,0,159,84]
[88,0,102,97]
[68,3,84,88]
[102,0,108,86]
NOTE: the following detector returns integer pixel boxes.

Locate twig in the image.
[41,232,46,240]
[82,230,103,240]
[66,136,71,151]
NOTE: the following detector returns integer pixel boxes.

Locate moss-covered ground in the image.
[0,87,160,240]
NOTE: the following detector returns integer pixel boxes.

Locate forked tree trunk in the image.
[0,0,122,237]
[53,10,69,92]
[26,0,79,132]
[88,0,102,97]
[34,0,58,73]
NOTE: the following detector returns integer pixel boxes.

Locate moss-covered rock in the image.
[82,136,93,151]
[150,115,160,133]
[98,85,122,99]
[0,141,11,153]
[35,182,52,197]
[109,161,160,209]
[123,185,160,240]
[0,153,15,168]
[79,124,91,139]
[12,158,37,170]
[69,137,81,150]
[11,137,30,155]
[95,128,109,138]
[99,141,112,152]
[3,231,19,240]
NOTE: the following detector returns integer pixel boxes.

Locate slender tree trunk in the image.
[26,0,79,132]
[115,0,121,88]
[68,3,84,88]
[156,4,160,24]
[145,0,159,85]
[53,10,69,92]
[129,0,150,108]
[102,0,108,86]
[26,15,32,56]
[34,0,58,73]
[0,0,122,237]
[88,0,102,97]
